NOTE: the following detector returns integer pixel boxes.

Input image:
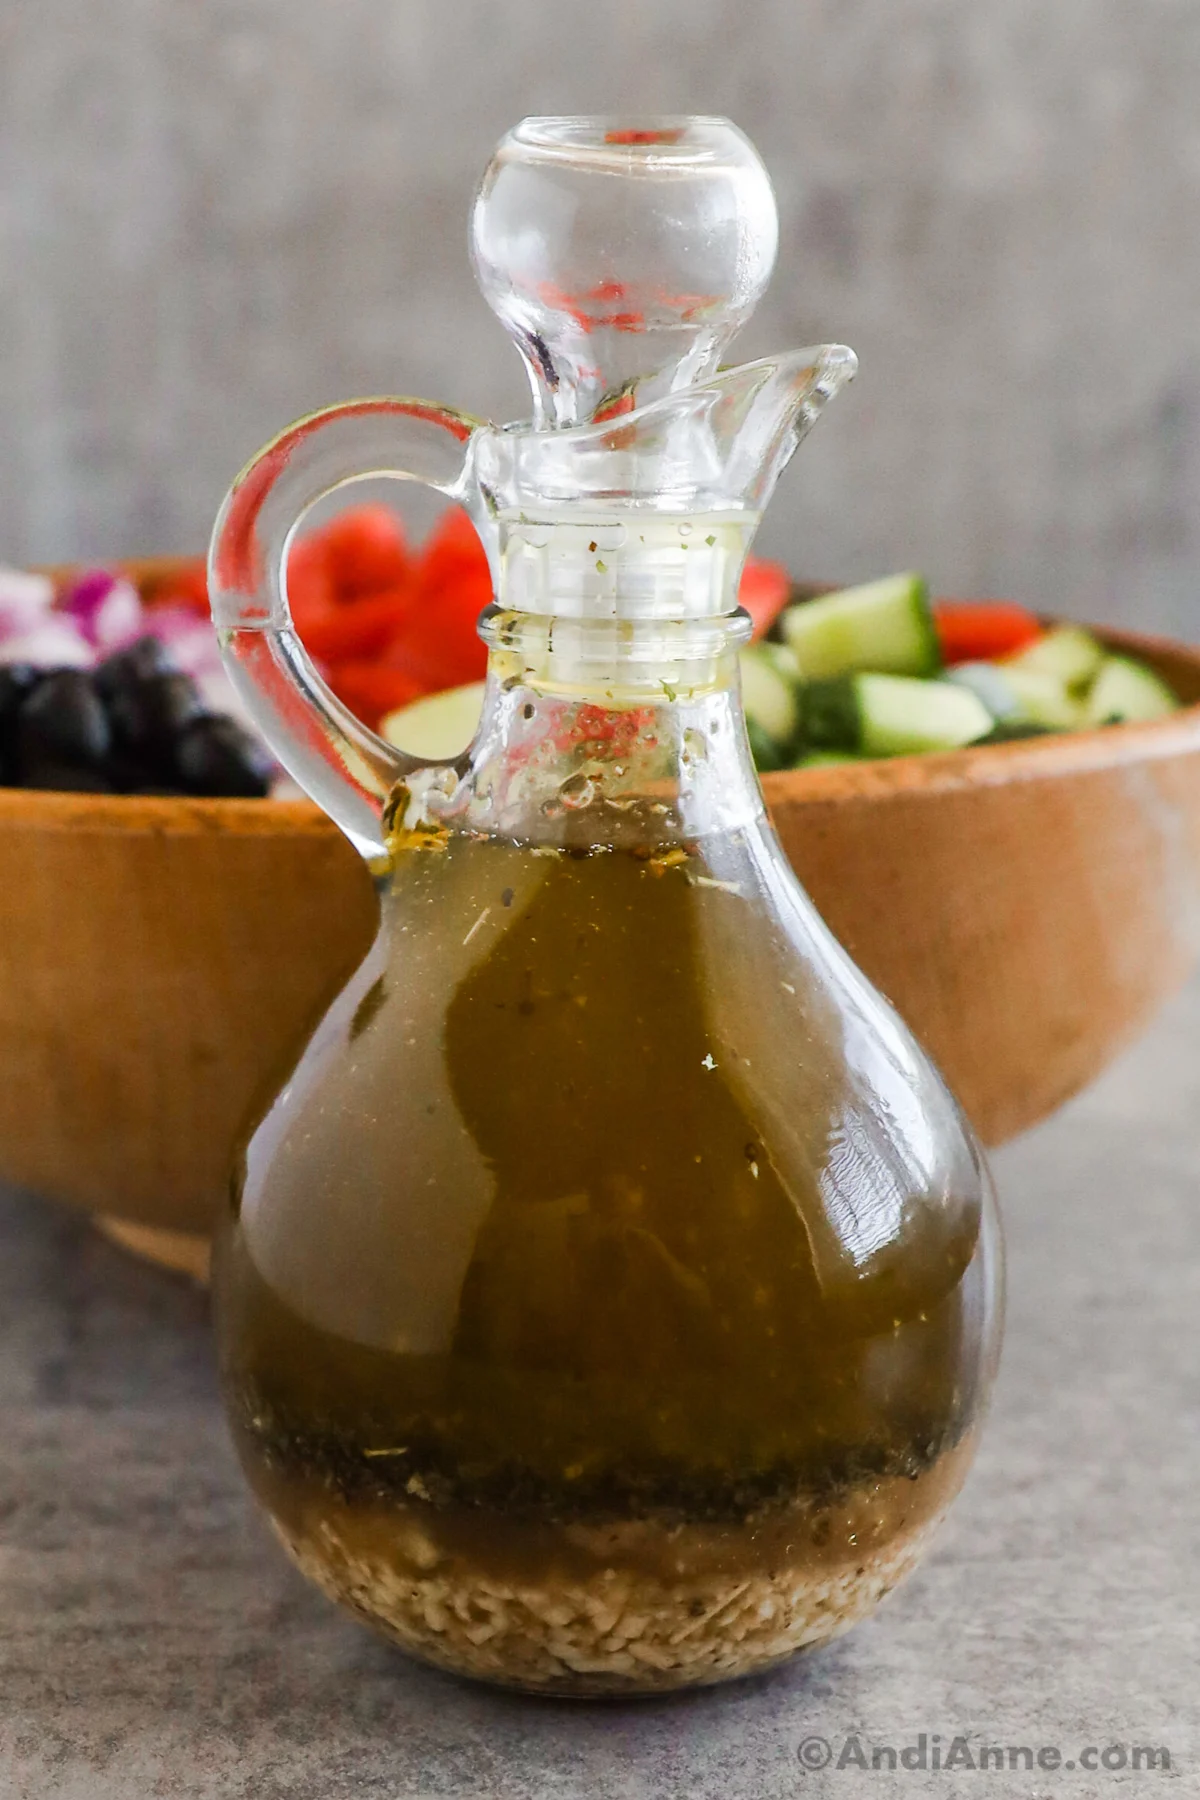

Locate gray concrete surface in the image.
[4,2,1200,637]
[1,975,1198,1797]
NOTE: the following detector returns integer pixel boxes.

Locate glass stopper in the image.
[471,116,779,428]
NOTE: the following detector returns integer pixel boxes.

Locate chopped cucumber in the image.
[1006,624,1104,693]
[806,673,993,757]
[1084,656,1180,726]
[747,718,789,772]
[975,720,1056,744]
[1002,667,1083,730]
[779,573,940,680]
[947,661,1022,720]
[380,681,485,760]
[740,644,801,755]
[951,659,1080,730]
[760,640,801,684]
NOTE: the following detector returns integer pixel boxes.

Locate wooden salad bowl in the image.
[3,559,1200,1277]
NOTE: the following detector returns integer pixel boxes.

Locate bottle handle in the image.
[208,397,487,866]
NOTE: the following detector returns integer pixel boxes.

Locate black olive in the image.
[0,663,42,716]
[175,714,272,797]
[0,664,44,783]
[104,748,159,793]
[106,669,205,776]
[94,636,174,701]
[14,670,113,787]
[17,757,114,794]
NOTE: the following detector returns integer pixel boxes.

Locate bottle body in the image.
[207,115,1001,1696]
[214,649,1002,1695]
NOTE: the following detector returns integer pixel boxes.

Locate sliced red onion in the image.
[59,569,145,650]
[0,568,54,608]
[0,567,56,642]
[60,568,117,622]
[93,582,144,651]
[145,604,223,677]
[0,618,96,669]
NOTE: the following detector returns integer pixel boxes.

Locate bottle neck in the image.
[492,509,758,623]
[395,509,765,855]
[402,612,764,853]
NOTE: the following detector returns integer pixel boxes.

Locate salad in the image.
[0,565,272,796]
[0,510,1181,797]
[739,573,1180,771]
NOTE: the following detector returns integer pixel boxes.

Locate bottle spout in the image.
[471,344,857,523]
[709,343,858,513]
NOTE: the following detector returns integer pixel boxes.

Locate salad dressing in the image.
[220,824,994,1691]
[208,115,1003,1693]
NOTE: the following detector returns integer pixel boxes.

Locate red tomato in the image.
[286,532,337,624]
[738,557,792,640]
[386,506,491,691]
[325,661,426,730]
[417,505,492,600]
[933,600,1042,664]
[297,588,415,661]
[317,503,411,598]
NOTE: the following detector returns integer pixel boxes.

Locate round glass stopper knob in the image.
[471,116,779,428]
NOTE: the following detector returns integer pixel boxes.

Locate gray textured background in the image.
[4,1,1200,633]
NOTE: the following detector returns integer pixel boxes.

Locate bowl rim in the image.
[10,570,1200,832]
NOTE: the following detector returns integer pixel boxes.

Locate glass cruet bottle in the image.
[208,116,1003,1696]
